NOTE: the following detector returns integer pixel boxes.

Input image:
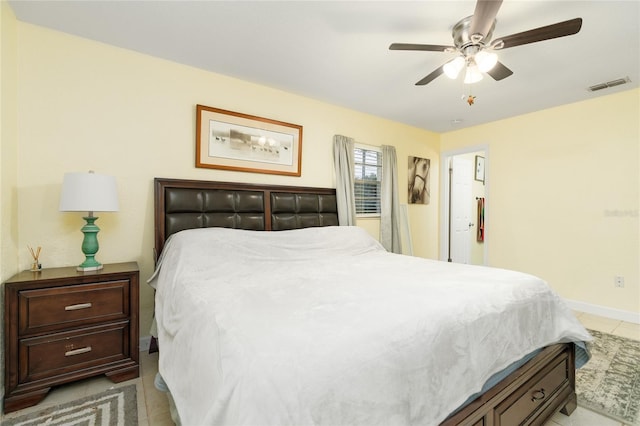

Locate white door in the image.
[450,156,473,264]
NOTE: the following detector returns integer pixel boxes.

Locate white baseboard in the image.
[565,299,640,324]
[139,335,152,352]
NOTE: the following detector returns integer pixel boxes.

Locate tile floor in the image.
[2,312,638,426]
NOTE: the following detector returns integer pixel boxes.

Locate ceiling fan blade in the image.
[469,0,503,41]
[486,61,513,81]
[496,18,582,49]
[415,66,444,86]
[389,43,453,52]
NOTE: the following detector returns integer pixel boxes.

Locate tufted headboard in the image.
[154,178,339,258]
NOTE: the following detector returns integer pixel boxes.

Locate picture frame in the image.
[408,156,430,205]
[475,155,485,183]
[196,104,302,176]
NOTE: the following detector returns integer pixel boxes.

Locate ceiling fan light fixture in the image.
[464,64,483,84]
[443,56,465,79]
[475,51,498,72]
[390,2,583,90]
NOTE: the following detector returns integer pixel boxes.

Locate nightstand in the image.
[3,262,139,413]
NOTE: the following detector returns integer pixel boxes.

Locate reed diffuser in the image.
[28,245,42,271]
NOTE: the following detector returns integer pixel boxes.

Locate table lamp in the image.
[59,171,119,271]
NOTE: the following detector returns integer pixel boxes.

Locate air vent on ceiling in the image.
[588,77,631,92]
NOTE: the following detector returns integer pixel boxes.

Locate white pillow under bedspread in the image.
[149,226,591,426]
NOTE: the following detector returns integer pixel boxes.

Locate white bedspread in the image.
[149,226,591,426]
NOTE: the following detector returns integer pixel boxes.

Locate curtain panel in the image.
[381,145,402,253]
[333,135,357,226]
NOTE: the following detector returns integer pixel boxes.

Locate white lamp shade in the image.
[443,56,465,79]
[475,51,498,72]
[59,172,119,213]
[464,64,484,84]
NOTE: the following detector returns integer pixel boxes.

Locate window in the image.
[354,145,382,216]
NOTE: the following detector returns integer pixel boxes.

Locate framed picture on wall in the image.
[196,104,303,176]
[408,156,430,204]
[475,155,485,183]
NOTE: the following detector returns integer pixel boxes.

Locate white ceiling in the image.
[9,0,640,133]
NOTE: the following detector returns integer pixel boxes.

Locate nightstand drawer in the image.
[19,280,129,335]
[19,321,130,383]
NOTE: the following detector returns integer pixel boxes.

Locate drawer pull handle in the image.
[65,302,92,311]
[531,388,546,402]
[65,346,92,357]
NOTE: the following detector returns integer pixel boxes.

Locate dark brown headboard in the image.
[154,178,338,257]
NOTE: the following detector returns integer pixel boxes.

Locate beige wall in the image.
[1,0,20,403]
[1,2,19,282]
[441,90,640,317]
[11,21,440,337]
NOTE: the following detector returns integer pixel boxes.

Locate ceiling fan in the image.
[390,0,582,86]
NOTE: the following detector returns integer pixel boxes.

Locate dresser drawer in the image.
[19,321,130,383]
[19,280,129,335]
[495,351,570,425]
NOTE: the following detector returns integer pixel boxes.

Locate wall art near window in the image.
[196,105,302,176]
[408,156,430,204]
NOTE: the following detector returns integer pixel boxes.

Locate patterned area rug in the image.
[577,329,640,425]
[3,384,137,426]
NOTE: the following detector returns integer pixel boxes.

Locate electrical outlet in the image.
[614,276,625,288]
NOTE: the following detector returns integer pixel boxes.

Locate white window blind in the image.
[354,146,382,216]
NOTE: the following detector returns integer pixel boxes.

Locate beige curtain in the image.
[333,135,356,226]
[381,145,402,253]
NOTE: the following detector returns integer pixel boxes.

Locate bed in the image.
[150,177,591,426]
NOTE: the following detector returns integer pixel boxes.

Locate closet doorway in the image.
[440,146,488,265]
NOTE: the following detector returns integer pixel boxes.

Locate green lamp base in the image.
[77,216,104,272]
